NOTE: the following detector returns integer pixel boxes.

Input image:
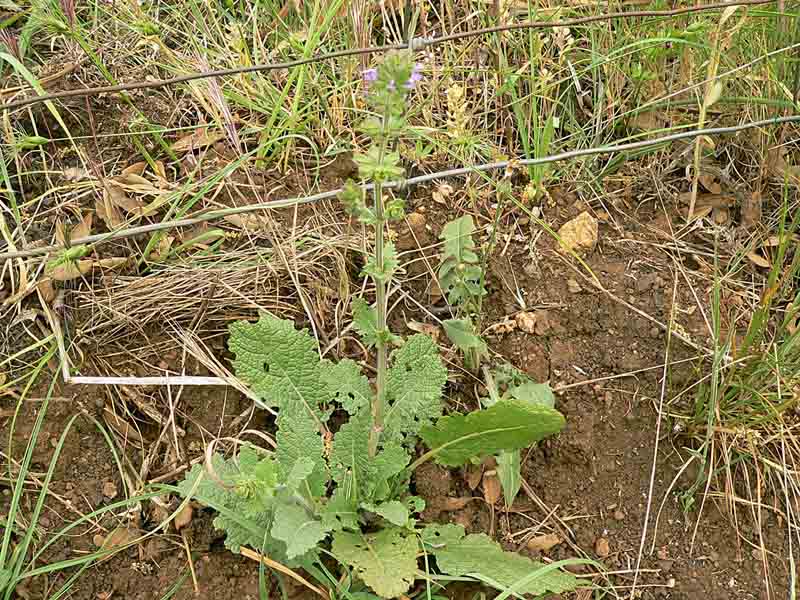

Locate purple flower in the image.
[404,64,423,90]
[362,68,378,86]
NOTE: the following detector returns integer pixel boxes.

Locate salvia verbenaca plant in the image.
[178,52,577,599]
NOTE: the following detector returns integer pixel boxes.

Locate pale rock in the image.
[558,211,598,254]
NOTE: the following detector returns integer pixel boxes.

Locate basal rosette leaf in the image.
[419,399,565,467]
[384,334,447,439]
[228,313,327,413]
[330,410,410,502]
[332,527,418,598]
[423,524,580,596]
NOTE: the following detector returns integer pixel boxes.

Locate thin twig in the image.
[240,546,329,600]
[630,274,678,598]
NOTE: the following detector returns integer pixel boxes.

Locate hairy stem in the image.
[369,178,387,458]
[368,109,392,458]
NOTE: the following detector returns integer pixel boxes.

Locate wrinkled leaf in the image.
[228,314,330,495]
[352,298,379,347]
[323,359,372,415]
[332,527,418,598]
[385,334,447,439]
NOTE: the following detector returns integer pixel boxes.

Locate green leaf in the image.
[283,457,315,493]
[354,147,405,182]
[385,334,447,439]
[496,451,521,507]
[178,455,287,560]
[363,500,410,527]
[271,503,330,559]
[339,179,374,223]
[332,527,418,598]
[419,399,565,467]
[323,359,373,415]
[228,313,327,413]
[363,241,399,283]
[443,319,486,354]
[330,411,409,501]
[228,314,330,496]
[321,486,360,532]
[438,215,486,311]
[420,523,465,550]
[494,377,556,509]
[276,398,329,498]
[431,531,579,596]
[330,409,371,492]
[370,441,410,500]
[234,447,278,512]
[507,381,555,408]
[352,298,379,347]
[441,215,480,265]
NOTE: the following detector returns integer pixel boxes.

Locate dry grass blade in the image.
[240,546,329,600]
[172,325,274,414]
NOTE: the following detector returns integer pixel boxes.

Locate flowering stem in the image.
[368,108,392,459]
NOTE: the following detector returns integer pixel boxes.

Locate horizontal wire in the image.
[0,0,776,112]
[2,113,798,262]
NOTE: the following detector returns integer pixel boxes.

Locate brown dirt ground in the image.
[1,159,792,600]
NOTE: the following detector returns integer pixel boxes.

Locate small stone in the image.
[567,279,581,294]
[613,509,625,521]
[102,481,117,500]
[658,559,674,572]
[516,312,537,334]
[557,211,598,254]
[649,326,660,338]
[527,533,562,553]
[595,537,610,558]
[407,211,426,234]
